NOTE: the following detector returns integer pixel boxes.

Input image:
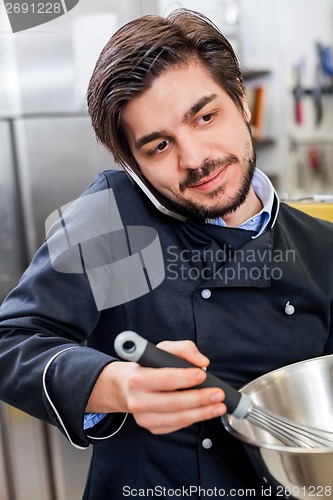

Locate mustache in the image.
[179,155,238,192]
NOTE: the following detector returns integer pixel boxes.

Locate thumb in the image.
[156,340,210,368]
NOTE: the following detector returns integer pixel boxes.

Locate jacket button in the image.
[202,438,213,449]
[201,289,211,299]
[285,301,295,315]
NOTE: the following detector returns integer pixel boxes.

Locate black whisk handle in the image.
[114,331,250,418]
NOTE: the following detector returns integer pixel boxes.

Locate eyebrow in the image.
[135,131,167,151]
[134,93,218,151]
[183,94,218,122]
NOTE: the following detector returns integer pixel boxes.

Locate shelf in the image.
[253,137,276,148]
[242,69,271,81]
[303,86,333,95]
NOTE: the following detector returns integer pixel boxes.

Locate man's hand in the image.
[86,340,226,434]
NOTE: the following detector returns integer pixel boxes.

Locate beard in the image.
[165,145,257,220]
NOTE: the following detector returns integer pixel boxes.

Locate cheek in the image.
[153,170,180,191]
[226,122,249,148]
[139,157,180,189]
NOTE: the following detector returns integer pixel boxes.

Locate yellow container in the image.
[287,202,333,223]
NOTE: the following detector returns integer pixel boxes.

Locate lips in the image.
[188,165,229,191]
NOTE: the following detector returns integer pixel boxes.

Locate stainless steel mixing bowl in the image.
[222,355,333,499]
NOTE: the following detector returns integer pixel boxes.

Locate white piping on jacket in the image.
[43,346,128,448]
[87,412,128,441]
[43,346,87,450]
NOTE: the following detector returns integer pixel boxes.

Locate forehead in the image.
[122,61,227,137]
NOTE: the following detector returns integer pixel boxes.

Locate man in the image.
[0,9,332,499]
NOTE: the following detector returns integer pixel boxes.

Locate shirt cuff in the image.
[83,412,107,430]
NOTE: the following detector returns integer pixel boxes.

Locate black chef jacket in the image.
[0,170,332,499]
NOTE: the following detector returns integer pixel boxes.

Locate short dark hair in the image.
[87,9,245,174]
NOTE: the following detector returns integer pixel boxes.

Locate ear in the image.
[241,98,252,123]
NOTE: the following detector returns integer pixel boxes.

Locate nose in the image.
[177,132,210,170]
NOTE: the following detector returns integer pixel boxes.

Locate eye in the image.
[195,112,216,127]
[148,138,171,156]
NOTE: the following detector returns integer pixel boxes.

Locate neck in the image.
[222,187,263,227]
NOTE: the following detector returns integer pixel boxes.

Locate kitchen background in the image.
[0,0,333,498]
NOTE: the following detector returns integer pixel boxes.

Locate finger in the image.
[156,340,210,368]
[134,402,227,435]
[128,386,225,414]
[127,365,207,392]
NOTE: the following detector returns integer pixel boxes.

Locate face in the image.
[122,61,256,220]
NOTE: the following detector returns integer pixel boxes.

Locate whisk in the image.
[114,331,333,449]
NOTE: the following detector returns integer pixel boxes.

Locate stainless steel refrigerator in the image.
[0,0,159,498]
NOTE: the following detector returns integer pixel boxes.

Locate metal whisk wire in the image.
[247,405,333,448]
